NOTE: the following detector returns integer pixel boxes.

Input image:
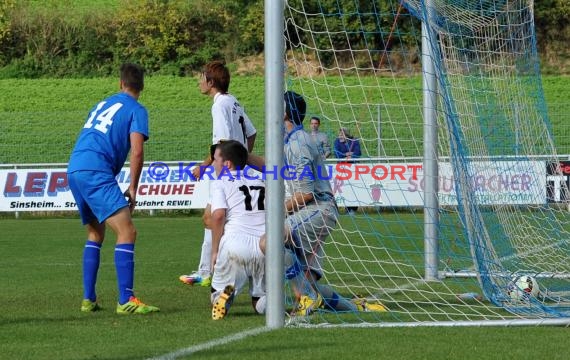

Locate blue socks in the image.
[83,241,136,305]
[324,291,340,309]
[115,243,135,305]
[315,283,358,312]
[83,240,101,302]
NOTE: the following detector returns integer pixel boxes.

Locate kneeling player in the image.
[209,140,266,320]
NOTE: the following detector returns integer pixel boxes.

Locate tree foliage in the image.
[0,0,567,78]
[534,0,570,69]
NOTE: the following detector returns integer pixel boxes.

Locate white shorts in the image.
[211,233,265,303]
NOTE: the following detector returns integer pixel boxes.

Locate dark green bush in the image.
[2,3,118,77]
[0,0,279,77]
[0,0,568,78]
[0,0,236,78]
[114,0,229,76]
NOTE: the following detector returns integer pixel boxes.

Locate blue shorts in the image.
[68,170,128,225]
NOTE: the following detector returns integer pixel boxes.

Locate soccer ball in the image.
[507,275,539,302]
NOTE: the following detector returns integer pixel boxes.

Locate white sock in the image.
[198,229,212,276]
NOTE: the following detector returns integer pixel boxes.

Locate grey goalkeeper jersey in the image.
[284,126,334,203]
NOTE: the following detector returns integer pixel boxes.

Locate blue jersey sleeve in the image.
[130,106,149,141]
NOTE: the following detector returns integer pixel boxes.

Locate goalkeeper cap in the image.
[284,91,306,125]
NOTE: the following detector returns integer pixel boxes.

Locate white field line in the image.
[146,326,272,360]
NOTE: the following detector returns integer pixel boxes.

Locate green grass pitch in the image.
[1,75,569,164]
[2,215,570,359]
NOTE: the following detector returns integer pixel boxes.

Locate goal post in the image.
[264,0,286,329]
[422,0,439,282]
[265,0,570,327]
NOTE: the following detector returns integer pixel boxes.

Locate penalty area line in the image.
[146,326,272,360]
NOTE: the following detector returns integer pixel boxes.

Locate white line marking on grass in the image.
[147,326,272,360]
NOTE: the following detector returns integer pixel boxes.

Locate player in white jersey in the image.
[209,140,266,320]
[179,61,257,288]
[211,92,256,147]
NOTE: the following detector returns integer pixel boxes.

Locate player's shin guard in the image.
[83,240,101,302]
[115,243,135,304]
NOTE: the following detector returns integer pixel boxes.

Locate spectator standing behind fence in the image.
[309,116,331,160]
[333,127,361,161]
[333,127,361,214]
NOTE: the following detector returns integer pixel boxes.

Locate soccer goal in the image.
[267,0,570,327]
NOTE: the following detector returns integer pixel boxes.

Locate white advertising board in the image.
[0,167,210,211]
[0,160,546,212]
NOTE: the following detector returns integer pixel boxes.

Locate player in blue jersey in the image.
[67,63,159,315]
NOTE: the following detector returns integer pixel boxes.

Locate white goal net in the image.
[282,0,570,326]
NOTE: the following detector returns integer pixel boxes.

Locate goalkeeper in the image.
[250,91,386,315]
